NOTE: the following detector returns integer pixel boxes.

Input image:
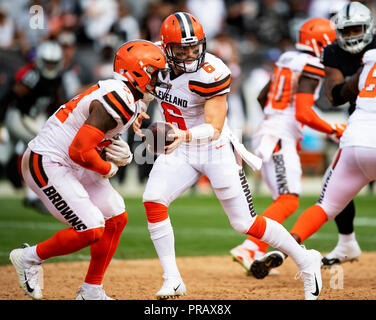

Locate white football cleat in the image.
[155,276,186,300]
[250,250,286,279]
[230,245,258,272]
[296,249,323,300]
[9,244,43,300]
[322,240,361,267]
[76,285,114,300]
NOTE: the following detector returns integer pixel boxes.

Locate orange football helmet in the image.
[113,40,170,96]
[160,12,206,73]
[295,17,337,57]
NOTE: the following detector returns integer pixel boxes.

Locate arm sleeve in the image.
[295,92,333,134]
[68,124,111,175]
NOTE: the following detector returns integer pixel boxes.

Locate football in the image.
[143,122,175,154]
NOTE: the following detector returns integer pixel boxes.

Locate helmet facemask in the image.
[336,24,374,53]
[332,2,375,54]
[36,42,63,79]
[143,65,171,100]
[165,38,206,73]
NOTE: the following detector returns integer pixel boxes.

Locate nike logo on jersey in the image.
[216,144,225,149]
[214,74,223,81]
[311,274,320,296]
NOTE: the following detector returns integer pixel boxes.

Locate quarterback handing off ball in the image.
[144,122,175,154]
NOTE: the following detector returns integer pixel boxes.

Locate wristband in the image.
[189,123,215,141]
[331,83,346,106]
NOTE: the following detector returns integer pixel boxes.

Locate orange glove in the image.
[331,123,347,138]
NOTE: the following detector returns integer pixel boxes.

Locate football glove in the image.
[328,123,347,143]
[104,136,133,167]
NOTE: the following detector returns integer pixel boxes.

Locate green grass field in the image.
[0,194,375,265]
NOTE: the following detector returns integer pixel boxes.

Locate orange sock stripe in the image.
[85,212,128,285]
[290,204,328,242]
[36,227,104,260]
[144,202,169,223]
[246,215,267,239]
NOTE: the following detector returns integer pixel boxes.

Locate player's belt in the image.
[29,151,49,188]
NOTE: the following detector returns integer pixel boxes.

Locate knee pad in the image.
[144,202,169,223]
[78,227,105,246]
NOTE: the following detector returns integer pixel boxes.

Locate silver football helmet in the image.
[36,41,63,79]
[332,1,374,54]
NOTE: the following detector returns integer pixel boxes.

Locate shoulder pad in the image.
[99,79,136,125]
[189,53,231,97]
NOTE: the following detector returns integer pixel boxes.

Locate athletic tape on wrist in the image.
[189,123,215,141]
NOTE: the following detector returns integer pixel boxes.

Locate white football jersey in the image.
[29,79,140,168]
[257,50,325,141]
[341,49,376,148]
[154,52,231,137]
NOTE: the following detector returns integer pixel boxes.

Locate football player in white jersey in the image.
[268,48,376,271]
[133,12,326,300]
[230,18,345,279]
[9,40,169,300]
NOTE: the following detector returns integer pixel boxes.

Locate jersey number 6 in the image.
[161,102,187,130]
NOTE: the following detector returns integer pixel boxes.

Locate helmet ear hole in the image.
[132,71,142,77]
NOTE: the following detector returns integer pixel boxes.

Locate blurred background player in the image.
[9,40,169,300]
[230,17,344,278]
[318,1,375,267]
[276,46,376,265]
[134,12,325,301]
[0,41,64,214]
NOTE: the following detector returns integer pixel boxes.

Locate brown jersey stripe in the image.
[303,64,325,77]
[189,74,231,89]
[103,91,133,124]
[29,151,48,188]
[189,83,231,97]
[189,75,231,95]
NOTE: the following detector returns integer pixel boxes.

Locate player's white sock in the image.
[338,232,357,244]
[242,239,260,252]
[26,187,39,200]
[261,218,311,269]
[148,218,181,278]
[24,245,44,265]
